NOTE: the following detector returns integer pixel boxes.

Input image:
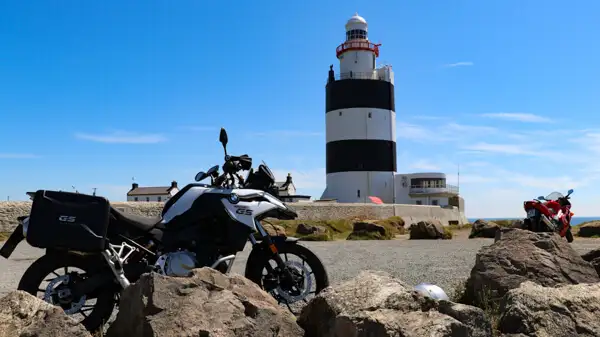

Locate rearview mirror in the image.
[568,189,574,195]
[537,196,546,200]
[195,171,207,182]
[219,128,228,147]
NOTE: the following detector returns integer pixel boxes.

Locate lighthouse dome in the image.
[345,13,368,32]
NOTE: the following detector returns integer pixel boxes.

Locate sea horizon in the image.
[468,217,600,226]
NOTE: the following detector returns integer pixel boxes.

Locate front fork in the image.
[250,221,296,283]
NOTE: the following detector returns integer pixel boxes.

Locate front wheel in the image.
[245,242,329,315]
[17,252,116,332]
[566,229,574,243]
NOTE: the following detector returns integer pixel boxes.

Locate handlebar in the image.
[212,154,252,188]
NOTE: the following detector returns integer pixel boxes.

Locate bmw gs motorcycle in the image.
[522,189,575,242]
[0,128,329,332]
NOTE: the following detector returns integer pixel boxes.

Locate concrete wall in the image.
[0,201,468,233]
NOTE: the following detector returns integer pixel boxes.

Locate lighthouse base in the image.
[320,171,395,203]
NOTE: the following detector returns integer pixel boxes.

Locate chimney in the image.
[131,183,139,190]
[286,173,293,185]
[171,181,178,189]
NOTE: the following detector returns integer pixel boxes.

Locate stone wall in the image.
[0,201,468,233]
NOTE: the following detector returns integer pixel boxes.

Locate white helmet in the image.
[414,283,449,301]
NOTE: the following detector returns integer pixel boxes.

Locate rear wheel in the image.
[17,253,116,332]
[245,242,329,315]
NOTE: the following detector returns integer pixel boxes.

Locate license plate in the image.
[526,209,537,218]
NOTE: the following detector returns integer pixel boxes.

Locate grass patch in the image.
[267,219,354,240]
[491,219,517,228]
[266,216,409,241]
[0,232,10,241]
[441,227,453,239]
[448,223,472,232]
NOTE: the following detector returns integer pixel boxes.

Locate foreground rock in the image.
[106,268,303,337]
[582,248,600,277]
[463,228,600,305]
[499,281,600,336]
[409,220,450,240]
[0,290,91,337]
[577,221,600,237]
[469,219,499,238]
[299,270,491,337]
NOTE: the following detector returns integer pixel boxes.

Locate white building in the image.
[275,173,311,202]
[126,181,179,202]
[320,14,462,209]
[395,173,461,207]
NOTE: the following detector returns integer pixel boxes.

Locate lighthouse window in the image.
[339,111,343,116]
[357,190,361,198]
[368,112,372,118]
[346,29,367,41]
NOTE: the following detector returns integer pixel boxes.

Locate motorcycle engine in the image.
[154,251,198,277]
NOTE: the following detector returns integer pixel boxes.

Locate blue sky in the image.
[1,1,600,218]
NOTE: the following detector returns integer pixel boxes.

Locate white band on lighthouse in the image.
[321,13,397,204]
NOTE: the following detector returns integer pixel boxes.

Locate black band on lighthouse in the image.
[326,79,395,112]
[326,139,397,174]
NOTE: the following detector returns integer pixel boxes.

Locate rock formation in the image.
[0,290,91,337]
[106,267,303,337]
[298,270,491,337]
[463,228,600,306]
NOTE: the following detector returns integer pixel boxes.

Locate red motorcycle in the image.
[523,189,575,243]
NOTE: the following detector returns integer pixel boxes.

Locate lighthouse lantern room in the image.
[321,13,397,203]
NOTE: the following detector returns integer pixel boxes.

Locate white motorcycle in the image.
[0,127,329,332]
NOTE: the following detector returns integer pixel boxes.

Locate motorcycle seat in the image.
[110,207,161,231]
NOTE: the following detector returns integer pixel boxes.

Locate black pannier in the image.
[26,190,111,252]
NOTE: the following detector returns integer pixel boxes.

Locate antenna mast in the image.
[457,163,460,193]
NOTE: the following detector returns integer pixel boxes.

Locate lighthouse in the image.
[321,13,397,203]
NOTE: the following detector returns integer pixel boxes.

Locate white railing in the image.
[409,184,459,195]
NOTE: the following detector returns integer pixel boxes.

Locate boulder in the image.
[469,219,499,238]
[347,221,392,240]
[577,221,600,237]
[510,219,525,229]
[409,220,449,240]
[581,248,600,277]
[263,223,287,237]
[0,290,91,337]
[296,223,328,235]
[298,270,492,337]
[463,228,600,306]
[498,281,600,336]
[106,268,303,337]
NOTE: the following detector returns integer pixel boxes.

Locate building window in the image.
[339,111,343,116]
[146,197,150,202]
[416,200,422,205]
[357,190,361,198]
[134,197,138,202]
[157,196,162,202]
[431,200,438,206]
[368,112,372,118]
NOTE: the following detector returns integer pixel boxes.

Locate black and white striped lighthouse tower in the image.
[321,13,397,203]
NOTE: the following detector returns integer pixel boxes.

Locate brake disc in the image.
[275,260,313,304]
[43,275,86,315]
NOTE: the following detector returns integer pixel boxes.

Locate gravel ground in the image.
[2,231,599,298]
